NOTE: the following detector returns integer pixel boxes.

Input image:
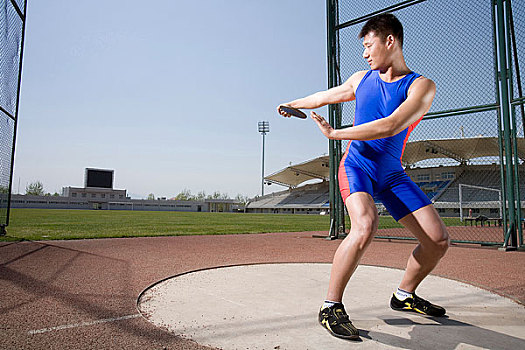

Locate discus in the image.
[279,105,307,119]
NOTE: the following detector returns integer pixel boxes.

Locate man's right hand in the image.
[277,104,293,118]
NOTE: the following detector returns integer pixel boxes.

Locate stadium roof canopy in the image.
[265,155,330,188]
[401,136,525,166]
[265,137,524,187]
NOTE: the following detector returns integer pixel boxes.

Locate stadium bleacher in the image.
[246,181,329,214]
[435,166,523,202]
[417,180,451,200]
[248,137,524,218]
[247,162,524,217]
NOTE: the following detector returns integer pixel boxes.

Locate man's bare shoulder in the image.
[409,75,436,96]
[350,70,368,83]
[345,70,369,92]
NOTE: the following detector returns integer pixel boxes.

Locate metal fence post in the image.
[335,115,346,236]
[505,0,524,248]
[327,0,339,239]
[2,0,28,234]
[495,0,518,249]
[492,2,509,242]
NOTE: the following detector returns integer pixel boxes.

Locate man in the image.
[278,13,449,340]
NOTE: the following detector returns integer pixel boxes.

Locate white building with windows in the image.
[8,168,242,212]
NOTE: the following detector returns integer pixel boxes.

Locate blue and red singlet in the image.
[338,70,431,221]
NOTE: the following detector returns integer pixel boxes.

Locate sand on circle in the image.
[138,263,525,350]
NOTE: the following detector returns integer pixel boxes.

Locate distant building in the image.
[8,168,243,212]
[62,186,127,208]
[9,194,208,212]
[59,168,128,209]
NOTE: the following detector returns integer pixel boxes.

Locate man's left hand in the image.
[311,111,335,139]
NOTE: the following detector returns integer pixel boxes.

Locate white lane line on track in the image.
[28,314,141,335]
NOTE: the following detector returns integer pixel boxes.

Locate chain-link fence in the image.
[327,0,524,247]
[0,0,27,233]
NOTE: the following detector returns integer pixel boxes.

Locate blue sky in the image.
[14,0,509,199]
[14,0,330,198]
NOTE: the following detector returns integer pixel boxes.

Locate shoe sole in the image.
[390,305,446,317]
[318,319,360,340]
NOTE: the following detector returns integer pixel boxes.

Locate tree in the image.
[206,191,230,200]
[174,188,192,201]
[25,181,45,196]
[235,194,249,204]
[147,193,155,200]
[194,190,206,201]
[172,189,235,201]
[208,191,222,199]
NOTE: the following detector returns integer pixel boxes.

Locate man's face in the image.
[362,31,390,70]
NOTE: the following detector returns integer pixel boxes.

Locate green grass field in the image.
[3,209,464,241]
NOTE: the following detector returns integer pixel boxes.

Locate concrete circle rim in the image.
[136,260,524,321]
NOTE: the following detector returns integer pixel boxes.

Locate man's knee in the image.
[431,239,449,260]
[428,230,450,259]
[345,192,379,250]
[350,216,378,250]
[355,209,377,227]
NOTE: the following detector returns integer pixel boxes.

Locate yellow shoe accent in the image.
[413,308,426,315]
[321,318,332,332]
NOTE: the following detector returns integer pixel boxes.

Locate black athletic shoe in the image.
[390,293,446,317]
[318,303,360,340]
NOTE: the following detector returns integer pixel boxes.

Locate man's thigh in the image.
[398,204,449,245]
[378,174,431,221]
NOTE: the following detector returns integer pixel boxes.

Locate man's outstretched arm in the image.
[312,77,436,140]
[277,71,366,117]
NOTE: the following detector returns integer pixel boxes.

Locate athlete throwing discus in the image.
[278,13,449,340]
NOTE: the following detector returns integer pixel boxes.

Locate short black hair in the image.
[358,13,404,47]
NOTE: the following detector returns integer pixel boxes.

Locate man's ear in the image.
[386,34,395,49]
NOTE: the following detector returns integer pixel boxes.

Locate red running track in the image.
[1,231,523,349]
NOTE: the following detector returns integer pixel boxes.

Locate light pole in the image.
[258,121,269,196]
